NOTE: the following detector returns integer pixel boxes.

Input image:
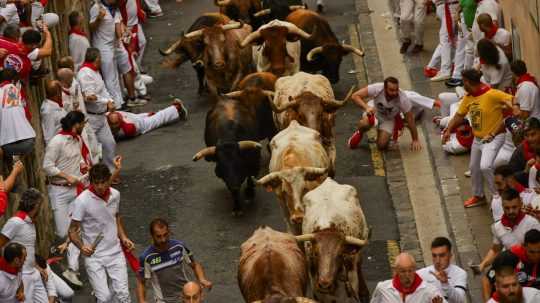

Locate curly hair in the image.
[477,39,501,69]
[18,188,43,213]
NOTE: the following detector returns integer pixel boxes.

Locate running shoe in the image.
[464,196,486,208]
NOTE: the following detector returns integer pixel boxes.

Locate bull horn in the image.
[302,167,328,179]
[223,90,243,98]
[345,236,367,247]
[289,5,305,11]
[295,298,318,303]
[269,99,299,113]
[238,141,262,150]
[240,30,262,48]
[215,0,231,6]
[261,90,274,97]
[256,171,281,186]
[284,23,312,39]
[253,8,271,18]
[159,38,182,56]
[192,146,216,161]
[295,234,315,242]
[342,43,365,57]
[306,46,323,62]
[184,29,204,39]
[323,85,355,109]
[222,21,242,31]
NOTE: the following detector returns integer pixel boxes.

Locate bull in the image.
[257,121,329,234]
[185,21,254,95]
[214,0,262,26]
[296,178,370,303]
[223,72,278,142]
[240,20,311,77]
[192,96,262,216]
[159,13,231,95]
[286,9,364,83]
[238,226,316,303]
[271,72,353,175]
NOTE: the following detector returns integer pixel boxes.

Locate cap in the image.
[524,117,540,132]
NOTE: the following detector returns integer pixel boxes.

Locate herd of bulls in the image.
[160,1,370,302]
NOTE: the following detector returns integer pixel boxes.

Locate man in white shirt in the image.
[0,242,25,302]
[0,188,48,303]
[68,163,134,303]
[119,0,146,66]
[40,80,67,145]
[471,0,500,45]
[479,188,540,273]
[77,47,117,171]
[492,165,538,222]
[43,111,90,287]
[417,237,467,303]
[68,11,90,72]
[371,252,446,303]
[476,13,511,59]
[511,60,540,120]
[487,266,540,303]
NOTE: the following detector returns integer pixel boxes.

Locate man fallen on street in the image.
[348,76,422,151]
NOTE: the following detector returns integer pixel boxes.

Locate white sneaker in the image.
[430,72,451,82]
[127,98,147,107]
[62,269,83,287]
[464,170,471,177]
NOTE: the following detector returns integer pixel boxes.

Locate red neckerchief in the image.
[0,257,19,275]
[523,140,536,161]
[88,185,111,202]
[501,211,526,229]
[49,96,63,108]
[392,273,423,299]
[485,23,498,40]
[517,73,539,88]
[69,27,87,37]
[511,245,529,263]
[80,62,99,72]
[469,84,491,97]
[14,210,32,223]
[513,182,526,193]
[58,130,91,167]
[444,3,455,43]
[491,292,500,302]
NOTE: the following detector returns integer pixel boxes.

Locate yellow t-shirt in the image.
[457,89,513,139]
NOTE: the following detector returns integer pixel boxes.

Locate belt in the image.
[87,110,107,115]
[46,181,72,187]
[436,1,459,5]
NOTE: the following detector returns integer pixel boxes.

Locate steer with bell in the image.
[297,178,370,303]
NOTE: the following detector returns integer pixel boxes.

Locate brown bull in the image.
[185,21,254,95]
[214,0,262,25]
[238,226,315,303]
[159,13,230,95]
[286,9,364,83]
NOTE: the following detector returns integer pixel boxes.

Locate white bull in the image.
[257,120,330,234]
[297,178,370,303]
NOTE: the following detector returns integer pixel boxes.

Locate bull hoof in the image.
[232,210,244,217]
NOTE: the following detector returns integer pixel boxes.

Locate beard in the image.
[499,290,523,303]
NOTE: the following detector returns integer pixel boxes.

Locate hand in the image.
[81,244,95,257]
[65,175,80,186]
[0,48,8,59]
[107,101,115,112]
[114,155,123,170]
[432,296,444,303]
[12,160,23,175]
[527,158,536,169]
[410,140,422,151]
[41,22,49,34]
[430,270,449,284]
[98,8,107,20]
[57,242,69,254]
[199,278,213,290]
[121,237,135,251]
[15,289,24,302]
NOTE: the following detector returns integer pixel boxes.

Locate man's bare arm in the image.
[68,220,84,249]
[351,86,370,111]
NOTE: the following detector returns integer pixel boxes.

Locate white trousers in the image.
[494,130,516,168]
[451,13,474,79]
[427,5,454,75]
[23,269,48,303]
[443,133,469,154]
[144,0,162,14]
[400,0,426,45]
[470,134,505,197]
[83,124,102,165]
[136,26,147,67]
[97,47,124,108]
[46,266,74,300]
[88,113,117,171]
[438,92,460,118]
[85,253,130,303]
[137,106,179,135]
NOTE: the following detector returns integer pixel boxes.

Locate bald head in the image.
[183,282,202,303]
[394,252,416,269]
[58,56,75,71]
[45,80,61,99]
[57,68,74,87]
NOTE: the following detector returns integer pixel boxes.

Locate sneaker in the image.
[411,44,423,54]
[126,98,147,107]
[445,78,463,87]
[62,269,83,287]
[464,170,471,177]
[148,11,164,18]
[172,98,188,120]
[400,40,411,54]
[423,66,439,78]
[347,130,363,149]
[430,72,451,82]
[464,196,486,208]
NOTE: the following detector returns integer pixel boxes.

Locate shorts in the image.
[362,112,395,134]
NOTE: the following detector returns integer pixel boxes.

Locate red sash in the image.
[444,3,455,44]
[119,0,146,25]
[116,114,138,137]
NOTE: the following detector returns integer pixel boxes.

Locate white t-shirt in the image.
[89,4,121,48]
[517,82,540,119]
[480,46,513,90]
[1,216,36,273]
[370,279,447,303]
[124,0,139,27]
[491,214,540,249]
[71,188,122,258]
[482,28,511,49]
[0,83,36,146]
[486,287,540,303]
[77,66,112,114]
[0,4,19,35]
[367,83,412,121]
[472,0,501,43]
[417,265,467,303]
[491,190,539,222]
[40,99,67,145]
[68,33,90,72]
[0,270,21,302]
[42,133,84,182]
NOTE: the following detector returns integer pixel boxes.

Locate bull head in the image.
[240,21,311,48]
[192,141,261,161]
[257,167,327,224]
[185,21,243,39]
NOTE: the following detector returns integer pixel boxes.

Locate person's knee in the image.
[480,163,494,174]
[95,288,113,302]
